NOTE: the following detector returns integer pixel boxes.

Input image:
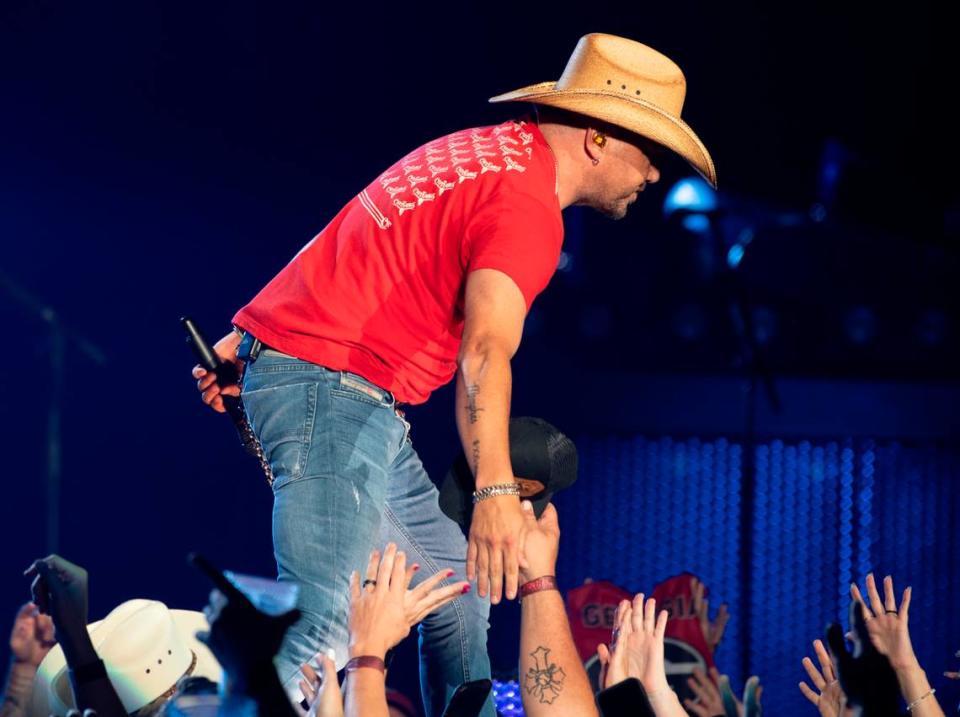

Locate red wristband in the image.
[345,655,386,673]
[520,575,558,598]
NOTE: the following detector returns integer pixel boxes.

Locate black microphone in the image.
[181,317,273,483]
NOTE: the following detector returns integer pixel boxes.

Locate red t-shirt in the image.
[232,118,564,405]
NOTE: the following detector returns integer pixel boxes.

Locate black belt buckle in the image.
[236,331,263,363]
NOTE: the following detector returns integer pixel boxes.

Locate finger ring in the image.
[827,679,839,686]
[885,609,898,615]
[362,579,377,588]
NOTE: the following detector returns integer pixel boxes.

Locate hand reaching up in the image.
[799,639,844,717]
[8,602,56,668]
[849,573,917,672]
[605,594,670,698]
[683,667,725,717]
[691,577,730,655]
[518,501,560,584]
[684,667,761,717]
[825,601,900,715]
[402,563,470,627]
[24,555,89,641]
[299,651,343,717]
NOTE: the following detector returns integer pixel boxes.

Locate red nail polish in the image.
[447,570,456,578]
[412,564,420,571]
[462,584,471,594]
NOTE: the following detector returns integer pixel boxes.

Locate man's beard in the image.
[596,196,631,220]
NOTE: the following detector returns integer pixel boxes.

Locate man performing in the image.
[192,33,716,716]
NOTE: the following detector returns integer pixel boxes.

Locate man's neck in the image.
[536,122,583,210]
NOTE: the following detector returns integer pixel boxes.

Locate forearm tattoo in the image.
[466,382,483,424]
[471,439,480,475]
[523,646,566,704]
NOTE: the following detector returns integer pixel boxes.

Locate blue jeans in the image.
[240,350,494,717]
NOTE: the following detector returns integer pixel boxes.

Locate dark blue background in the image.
[1,1,952,715]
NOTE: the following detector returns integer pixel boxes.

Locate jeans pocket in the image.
[329,372,394,409]
[242,382,319,491]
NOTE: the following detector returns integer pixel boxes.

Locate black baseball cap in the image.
[438,416,578,530]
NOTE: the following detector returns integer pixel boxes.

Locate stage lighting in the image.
[663,176,719,234]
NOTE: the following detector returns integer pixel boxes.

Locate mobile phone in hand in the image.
[441,679,492,717]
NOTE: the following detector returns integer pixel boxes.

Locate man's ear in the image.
[584,125,607,164]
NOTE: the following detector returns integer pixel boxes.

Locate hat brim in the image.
[489,82,717,189]
[29,609,221,717]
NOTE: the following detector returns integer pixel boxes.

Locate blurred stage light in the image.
[726,243,745,269]
[492,680,524,715]
[663,177,718,235]
[557,251,573,272]
[726,227,754,270]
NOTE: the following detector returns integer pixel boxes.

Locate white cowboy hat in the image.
[489,33,717,189]
[29,600,222,717]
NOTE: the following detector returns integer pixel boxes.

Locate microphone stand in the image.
[0,268,106,553]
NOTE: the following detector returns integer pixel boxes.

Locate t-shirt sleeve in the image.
[462,191,563,311]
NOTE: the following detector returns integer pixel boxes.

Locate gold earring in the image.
[593,134,607,148]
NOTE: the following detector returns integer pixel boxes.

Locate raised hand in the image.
[691,577,730,654]
[8,602,56,668]
[849,573,917,672]
[299,651,343,717]
[348,544,412,659]
[402,564,470,626]
[596,599,631,690]
[825,601,901,715]
[608,594,670,697]
[684,668,762,717]
[799,639,844,717]
[683,666,725,717]
[518,501,559,584]
[23,555,89,639]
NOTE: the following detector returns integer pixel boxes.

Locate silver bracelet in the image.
[472,483,521,504]
[906,688,935,712]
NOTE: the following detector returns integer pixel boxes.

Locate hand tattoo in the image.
[524,646,566,704]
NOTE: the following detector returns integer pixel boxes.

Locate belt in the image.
[235,329,407,412]
[236,330,273,362]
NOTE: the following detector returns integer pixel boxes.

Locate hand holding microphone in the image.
[183,318,272,482]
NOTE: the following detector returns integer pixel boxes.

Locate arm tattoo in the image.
[466,383,483,424]
[471,439,480,475]
[523,646,566,704]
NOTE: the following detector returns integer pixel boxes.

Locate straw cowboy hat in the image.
[489,33,717,189]
[29,600,222,717]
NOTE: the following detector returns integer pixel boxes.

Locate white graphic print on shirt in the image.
[357,120,532,229]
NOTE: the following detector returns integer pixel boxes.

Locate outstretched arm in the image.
[1,603,55,717]
[518,502,598,717]
[850,574,945,717]
[457,268,528,605]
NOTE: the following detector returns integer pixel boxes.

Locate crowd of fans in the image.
[1,500,954,717]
